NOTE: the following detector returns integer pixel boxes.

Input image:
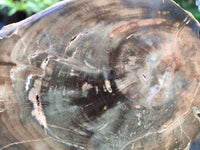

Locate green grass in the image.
[0,0,199,22]
[0,0,62,16]
[174,0,200,22]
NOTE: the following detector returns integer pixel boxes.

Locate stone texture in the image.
[0,0,200,149]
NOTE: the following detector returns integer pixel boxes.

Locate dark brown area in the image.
[0,0,199,150]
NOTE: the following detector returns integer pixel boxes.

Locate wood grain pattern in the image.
[0,0,200,149]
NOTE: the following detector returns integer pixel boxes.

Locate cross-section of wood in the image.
[0,0,200,149]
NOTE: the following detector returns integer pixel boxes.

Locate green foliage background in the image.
[0,0,200,23]
[175,0,200,22]
[0,0,62,16]
[1,0,199,36]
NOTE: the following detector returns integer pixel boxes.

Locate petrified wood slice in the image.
[0,0,200,149]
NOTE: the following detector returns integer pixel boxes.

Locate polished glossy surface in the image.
[0,0,200,149]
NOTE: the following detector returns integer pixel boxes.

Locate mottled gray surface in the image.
[0,0,200,150]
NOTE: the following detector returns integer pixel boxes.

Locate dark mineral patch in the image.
[0,0,200,150]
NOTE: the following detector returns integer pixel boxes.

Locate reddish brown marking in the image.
[109,23,135,37]
[70,34,78,42]
[142,73,147,79]
[0,62,16,66]
[161,54,181,73]
[134,105,142,109]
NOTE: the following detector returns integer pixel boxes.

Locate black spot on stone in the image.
[197,113,200,118]
[36,94,40,106]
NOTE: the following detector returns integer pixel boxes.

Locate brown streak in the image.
[0,62,16,66]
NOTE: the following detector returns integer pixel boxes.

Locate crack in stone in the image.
[120,82,200,150]
[0,137,51,150]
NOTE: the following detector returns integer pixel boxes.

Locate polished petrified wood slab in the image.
[0,0,200,149]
